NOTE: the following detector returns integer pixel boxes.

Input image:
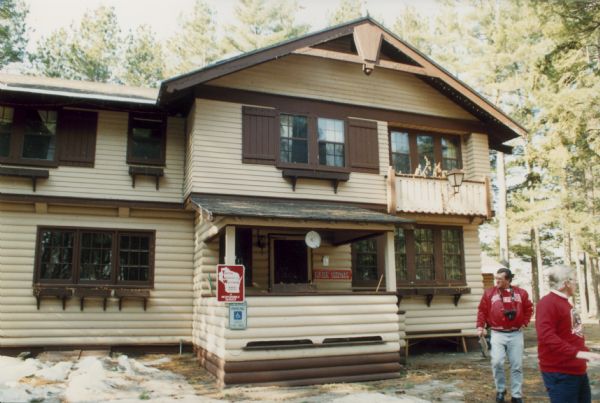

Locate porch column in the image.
[225,225,236,265]
[384,230,396,292]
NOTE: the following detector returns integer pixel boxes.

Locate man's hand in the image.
[477,327,487,337]
[576,351,600,361]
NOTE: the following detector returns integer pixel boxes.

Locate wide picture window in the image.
[35,227,154,287]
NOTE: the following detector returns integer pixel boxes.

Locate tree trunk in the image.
[584,252,598,317]
[533,226,545,298]
[574,239,588,316]
[530,228,540,303]
[497,152,509,267]
[588,255,600,318]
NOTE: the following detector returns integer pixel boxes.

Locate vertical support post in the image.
[384,230,397,292]
[225,226,236,265]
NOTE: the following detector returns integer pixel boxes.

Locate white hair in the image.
[546,265,576,290]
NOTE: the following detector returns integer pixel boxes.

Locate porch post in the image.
[225,225,236,265]
[384,230,396,292]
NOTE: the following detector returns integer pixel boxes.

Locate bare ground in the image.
[149,324,600,402]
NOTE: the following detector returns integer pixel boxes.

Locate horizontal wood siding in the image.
[0,206,194,347]
[465,133,490,181]
[189,99,387,203]
[399,223,482,335]
[0,111,185,202]
[208,55,476,121]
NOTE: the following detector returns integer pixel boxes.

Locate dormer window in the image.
[127,114,166,166]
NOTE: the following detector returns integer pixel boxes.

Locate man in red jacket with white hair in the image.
[477,268,533,403]
[536,265,600,403]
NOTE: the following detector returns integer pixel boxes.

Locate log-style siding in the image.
[208,55,476,121]
[464,133,490,181]
[0,111,185,202]
[0,204,194,347]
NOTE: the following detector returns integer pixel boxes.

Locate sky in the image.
[24,0,441,47]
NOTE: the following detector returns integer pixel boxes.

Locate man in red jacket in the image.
[477,268,533,403]
[536,265,600,403]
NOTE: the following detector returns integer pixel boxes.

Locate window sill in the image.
[281,168,350,193]
[33,285,152,311]
[0,159,59,169]
[397,286,470,307]
[0,166,49,191]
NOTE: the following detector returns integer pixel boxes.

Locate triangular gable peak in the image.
[159,18,526,151]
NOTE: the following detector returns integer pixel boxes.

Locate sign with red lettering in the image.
[313,269,352,281]
[217,264,245,302]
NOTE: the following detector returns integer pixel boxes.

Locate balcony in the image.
[387,169,492,217]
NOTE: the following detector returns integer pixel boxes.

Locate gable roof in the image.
[158,17,526,152]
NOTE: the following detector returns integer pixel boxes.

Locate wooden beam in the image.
[225,225,236,265]
[293,47,431,77]
[353,23,382,68]
[384,231,396,292]
[386,166,396,214]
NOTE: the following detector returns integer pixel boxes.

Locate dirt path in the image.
[154,324,600,402]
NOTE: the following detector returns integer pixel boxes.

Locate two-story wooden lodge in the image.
[0,18,525,386]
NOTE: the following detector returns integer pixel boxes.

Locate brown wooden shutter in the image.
[242,106,277,165]
[57,109,98,167]
[348,118,379,173]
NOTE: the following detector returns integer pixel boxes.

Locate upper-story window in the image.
[390,129,462,175]
[0,106,58,165]
[278,113,346,170]
[317,118,345,168]
[0,105,98,168]
[127,114,166,166]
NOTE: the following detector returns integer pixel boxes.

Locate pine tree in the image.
[122,25,165,87]
[327,0,363,26]
[0,0,28,69]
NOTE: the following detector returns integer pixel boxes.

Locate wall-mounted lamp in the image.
[447,169,465,194]
[256,231,266,251]
[322,255,330,267]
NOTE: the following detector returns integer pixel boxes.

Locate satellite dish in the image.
[305,231,321,249]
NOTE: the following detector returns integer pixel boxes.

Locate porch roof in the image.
[190,194,412,225]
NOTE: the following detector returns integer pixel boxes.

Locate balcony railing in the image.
[386,168,491,217]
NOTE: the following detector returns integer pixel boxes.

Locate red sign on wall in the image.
[217,264,245,302]
[313,269,352,281]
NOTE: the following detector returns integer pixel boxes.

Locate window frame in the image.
[126,113,167,166]
[351,234,385,287]
[396,225,466,286]
[276,110,350,173]
[0,105,60,168]
[33,226,156,289]
[388,128,463,175]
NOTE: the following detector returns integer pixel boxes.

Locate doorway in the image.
[272,239,309,285]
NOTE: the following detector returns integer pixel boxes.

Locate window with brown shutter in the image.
[242,106,277,164]
[348,119,379,174]
[57,109,98,167]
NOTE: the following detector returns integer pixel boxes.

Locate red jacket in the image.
[536,291,587,375]
[476,286,533,330]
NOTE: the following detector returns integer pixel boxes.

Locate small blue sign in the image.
[229,302,247,330]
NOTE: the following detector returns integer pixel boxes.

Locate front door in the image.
[274,240,308,284]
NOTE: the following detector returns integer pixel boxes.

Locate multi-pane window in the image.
[21,109,57,160]
[80,232,113,282]
[39,230,75,281]
[389,129,462,175]
[35,227,154,287]
[442,229,463,280]
[0,106,13,158]
[395,228,407,281]
[127,114,166,165]
[317,118,345,167]
[414,228,435,280]
[354,238,379,282]
[280,114,308,164]
[390,131,410,174]
[416,135,435,173]
[394,226,465,284]
[442,137,461,170]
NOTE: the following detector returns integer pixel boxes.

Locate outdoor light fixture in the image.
[256,232,266,250]
[447,169,465,194]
